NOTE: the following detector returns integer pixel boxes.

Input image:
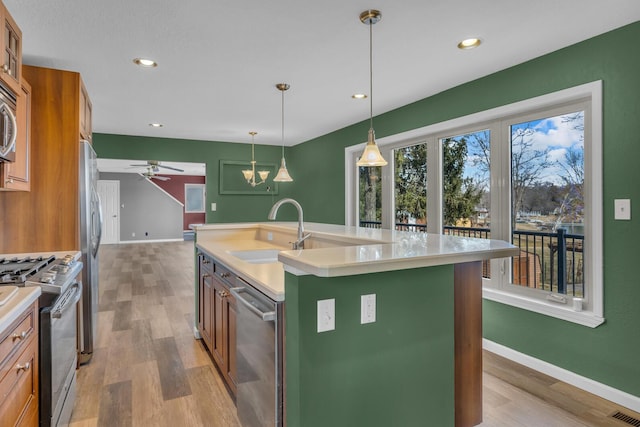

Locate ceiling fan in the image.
[139,167,170,181]
[129,160,184,173]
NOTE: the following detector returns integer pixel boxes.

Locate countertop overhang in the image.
[194,222,519,301]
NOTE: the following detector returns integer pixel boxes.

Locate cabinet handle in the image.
[202,259,210,264]
[1,64,7,73]
[220,272,230,278]
[5,178,13,184]
[16,362,31,372]
[202,274,210,278]
[11,331,28,341]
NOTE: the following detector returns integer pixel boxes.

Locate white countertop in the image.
[195,222,519,302]
[0,286,41,332]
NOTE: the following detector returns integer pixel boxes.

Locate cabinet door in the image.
[1,79,30,191]
[199,274,213,350]
[225,293,237,394]
[79,82,92,141]
[211,278,226,370]
[0,4,21,94]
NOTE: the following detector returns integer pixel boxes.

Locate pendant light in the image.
[273,83,293,182]
[356,9,388,167]
[242,131,270,187]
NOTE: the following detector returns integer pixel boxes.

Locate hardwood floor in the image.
[70,241,639,427]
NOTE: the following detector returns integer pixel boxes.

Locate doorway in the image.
[97,180,120,244]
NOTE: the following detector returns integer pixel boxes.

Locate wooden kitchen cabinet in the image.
[0,66,92,253]
[0,1,22,94]
[0,300,38,427]
[198,254,214,350]
[1,78,31,191]
[79,80,92,141]
[197,252,237,397]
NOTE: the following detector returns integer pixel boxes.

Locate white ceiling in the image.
[6,1,640,147]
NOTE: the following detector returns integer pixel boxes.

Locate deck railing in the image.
[358,221,584,297]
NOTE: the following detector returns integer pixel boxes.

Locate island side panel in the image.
[454,261,483,427]
[285,265,456,427]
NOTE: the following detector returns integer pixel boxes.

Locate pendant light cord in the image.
[281,88,285,157]
[369,18,373,132]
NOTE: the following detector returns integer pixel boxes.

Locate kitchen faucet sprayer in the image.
[268,198,311,249]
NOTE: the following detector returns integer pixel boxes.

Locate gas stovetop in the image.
[0,254,82,294]
[0,255,57,284]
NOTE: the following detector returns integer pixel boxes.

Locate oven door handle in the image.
[51,282,82,319]
[230,287,276,322]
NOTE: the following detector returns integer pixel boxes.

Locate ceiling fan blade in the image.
[152,175,170,181]
[157,164,184,172]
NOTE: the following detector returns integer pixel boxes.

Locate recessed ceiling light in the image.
[133,58,158,67]
[149,123,163,128]
[352,93,368,99]
[457,38,482,50]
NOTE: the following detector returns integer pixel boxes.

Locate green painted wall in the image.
[93,133,297,223]
[285,266,455,427]
[289,21,640,398]
[94,21,640,401]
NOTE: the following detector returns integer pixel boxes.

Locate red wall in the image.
[154,175,206,230]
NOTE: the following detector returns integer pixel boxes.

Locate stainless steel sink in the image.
[229,249,281,264]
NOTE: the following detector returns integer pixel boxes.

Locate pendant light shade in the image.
[356,9,388,167]
[273,83,293,182]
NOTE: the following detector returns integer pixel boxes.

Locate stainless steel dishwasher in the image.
[231,279,283,427]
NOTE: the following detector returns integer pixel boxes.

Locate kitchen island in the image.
[195,222,518,427]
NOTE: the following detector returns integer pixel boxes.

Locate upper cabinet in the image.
[0,3,21,94]
[79,80,92,141]
[0,78,30,191]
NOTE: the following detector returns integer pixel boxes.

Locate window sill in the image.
[483,287,605,328]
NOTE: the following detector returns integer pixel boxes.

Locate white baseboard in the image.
[483,339,640,413]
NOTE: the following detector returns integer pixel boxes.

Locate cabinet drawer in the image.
[0,302,36,370]
[199,254,214,277]
[213,262,234,287]
[0,335,37,427]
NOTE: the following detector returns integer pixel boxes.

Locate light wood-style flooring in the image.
[69,241,639,427]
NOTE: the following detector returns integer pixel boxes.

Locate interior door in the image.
[97,180,120,244]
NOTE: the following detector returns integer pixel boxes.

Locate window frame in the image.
[345,81,603,327]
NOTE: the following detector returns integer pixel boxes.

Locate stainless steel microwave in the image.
[0,83,17,163]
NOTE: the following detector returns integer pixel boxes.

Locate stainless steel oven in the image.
[39,281,82,427]
[0,82,17,163]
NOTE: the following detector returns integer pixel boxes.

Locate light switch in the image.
[317,299,335,333]
[211,202,217,211]
[361,294,376,324]
[614,199,631,220]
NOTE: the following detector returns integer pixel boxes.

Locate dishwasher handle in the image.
[230,287,276,322]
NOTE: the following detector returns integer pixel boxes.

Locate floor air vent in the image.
[612,411,640,426]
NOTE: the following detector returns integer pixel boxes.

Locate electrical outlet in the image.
[317,299,335,333]
[211,202,217,211]
[132,232,135,237]
[361,294,376,324]
[267,232,273,241]
[614,199,631,220]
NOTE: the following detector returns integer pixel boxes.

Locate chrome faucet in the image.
[268,198,311,249]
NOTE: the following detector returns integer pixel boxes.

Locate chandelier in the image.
[242,131,270,186]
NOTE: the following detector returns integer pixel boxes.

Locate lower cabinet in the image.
[0,300,39,427]
[197,252,237,397]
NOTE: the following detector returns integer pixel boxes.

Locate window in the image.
[346,81,602,327]
[185,184,206,213]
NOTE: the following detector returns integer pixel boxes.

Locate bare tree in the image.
[511,126,552,219]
